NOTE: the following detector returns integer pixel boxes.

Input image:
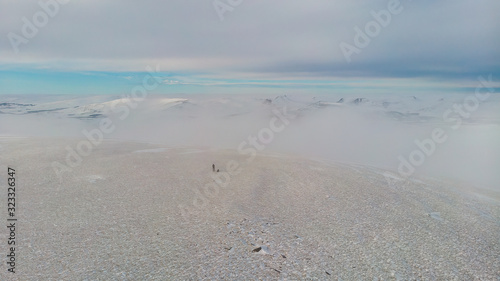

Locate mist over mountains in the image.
[1,92,499,190]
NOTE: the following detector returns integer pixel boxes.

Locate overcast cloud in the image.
[1,0,499,87]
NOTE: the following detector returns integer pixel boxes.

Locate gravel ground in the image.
[0,138,498,280]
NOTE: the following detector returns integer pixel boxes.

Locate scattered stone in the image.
[252,246,271,255]
[252,247,262,252]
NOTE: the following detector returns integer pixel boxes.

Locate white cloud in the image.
[0,0,498,78]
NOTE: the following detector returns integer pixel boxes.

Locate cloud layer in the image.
[1,0,499,80]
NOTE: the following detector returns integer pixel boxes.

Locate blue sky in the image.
[1,0,499,95]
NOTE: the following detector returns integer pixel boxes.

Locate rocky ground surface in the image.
[0,138,498,280]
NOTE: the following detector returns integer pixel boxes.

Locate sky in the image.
[1,0,499,95]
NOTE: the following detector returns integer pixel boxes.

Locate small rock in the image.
[252,246,271,255]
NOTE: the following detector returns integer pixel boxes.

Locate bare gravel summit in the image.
[0,138,498,280]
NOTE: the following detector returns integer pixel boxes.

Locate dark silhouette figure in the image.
[212,164,215,172]
[217,169,219,172]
